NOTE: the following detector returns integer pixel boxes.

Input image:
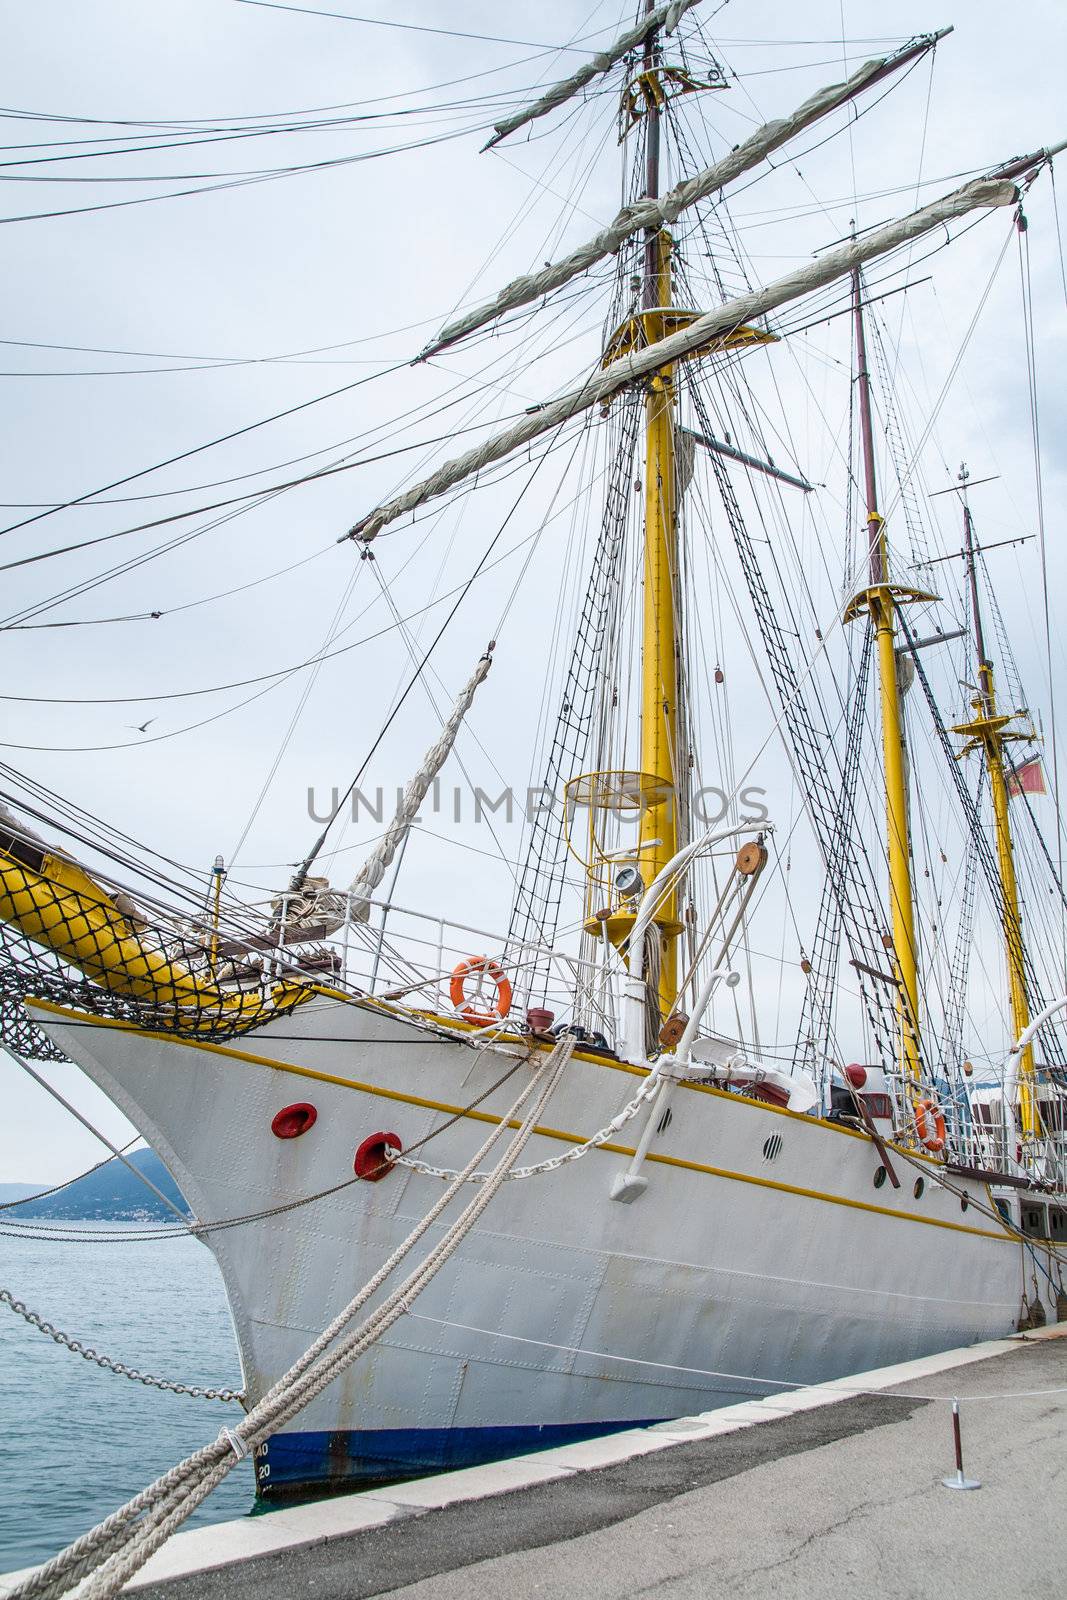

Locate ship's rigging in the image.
[0,2,1064,1167]
[3,9,1067,1589]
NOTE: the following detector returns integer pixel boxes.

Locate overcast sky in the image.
[1,0,1065,1182]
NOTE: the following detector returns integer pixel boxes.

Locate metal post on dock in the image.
[941,1397,981,1490]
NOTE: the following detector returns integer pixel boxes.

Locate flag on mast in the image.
[1007,755,1047,798]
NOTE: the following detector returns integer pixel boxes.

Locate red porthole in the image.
[271,1102,317,1140]
[354,1131,401,1182]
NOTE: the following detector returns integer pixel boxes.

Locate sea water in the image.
[0,1227,253,1573]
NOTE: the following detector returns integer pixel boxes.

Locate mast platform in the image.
[602,305,776,369]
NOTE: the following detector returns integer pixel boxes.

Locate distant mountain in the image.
[3,1149,192,1221]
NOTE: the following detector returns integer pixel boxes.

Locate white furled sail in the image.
[350,172,1020,545]
[347,649,494,923]
[482,0,702,152]
[423,28,952,359]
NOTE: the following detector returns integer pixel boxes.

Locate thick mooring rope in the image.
[12,1038,574,1600]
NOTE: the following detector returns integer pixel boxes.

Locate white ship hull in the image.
[29,993,1037,1496]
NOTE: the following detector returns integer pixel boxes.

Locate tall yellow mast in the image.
[634,11,682,1018]
[843,267,931,1084]
[950,466,1039,1141]
[575,5,772,1024]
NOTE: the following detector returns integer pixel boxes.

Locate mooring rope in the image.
[11,1036,574,1600]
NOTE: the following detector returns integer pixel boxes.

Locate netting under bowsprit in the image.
[0,831,314,1059]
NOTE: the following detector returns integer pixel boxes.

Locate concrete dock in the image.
[7,1328,1066,1598]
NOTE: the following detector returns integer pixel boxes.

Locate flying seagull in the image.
[126,718,157,734]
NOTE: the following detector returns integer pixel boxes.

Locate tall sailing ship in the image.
[2,3,1066,1502]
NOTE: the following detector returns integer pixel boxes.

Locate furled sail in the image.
[482,0,702,151]
[347,649,494,923]
[349,170,1022,546]
[422,28,952,359]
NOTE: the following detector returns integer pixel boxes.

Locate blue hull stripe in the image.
[258,1419,661,1495]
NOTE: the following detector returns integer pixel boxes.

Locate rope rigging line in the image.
[896,611,1067,1074]
[1003,750,1067,923]
[0,359,409,547]
[229,0,611,52]
[0,1138,138,1211]
[1016,212,1066,975]
[0,492,580,755]
[685,374,900,1077]
[0,116,506,227]
[288,398,589,889]
[0,1046,537,1244]
[0,292,608,634]
[226,557,369,866]
[506,395,643,986]
[0,414,524,577]
[792,621,874,1088]
[0,38,607,133]
[0,112,502,178]
[879,219,1015,527]
[406,1308,1067,1402]
[943,773,982,1071]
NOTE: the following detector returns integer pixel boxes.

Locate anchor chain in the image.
[393,1053,671,1183]
[0,1288,243,1403]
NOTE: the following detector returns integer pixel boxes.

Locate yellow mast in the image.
[844,267,930,1084]
[634,9,682,1020]
[575,6,772,1024]
[636,229,682,1017]
[950,466,1039,1142]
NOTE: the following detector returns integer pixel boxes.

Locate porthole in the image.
[657,1106,673,1134]
[762,1134,783,1163]
[913,1177,925,1200]
[873,1166,887,1189]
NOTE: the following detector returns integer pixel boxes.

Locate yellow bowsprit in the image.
[0,832,291,1027]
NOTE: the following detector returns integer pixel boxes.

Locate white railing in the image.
[265,890,623,1041]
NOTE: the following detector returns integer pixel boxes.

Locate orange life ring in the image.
[450,956,513,1026]
[914,1097,946,1153]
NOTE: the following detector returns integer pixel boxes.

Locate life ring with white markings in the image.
[450,956,512,1026]
[914,1097,946,1153]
